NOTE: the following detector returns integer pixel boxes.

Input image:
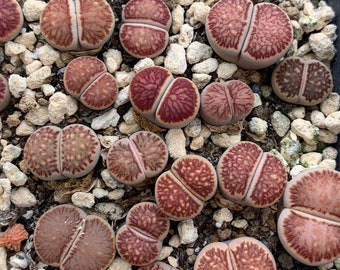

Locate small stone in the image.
[300,152,323,168]
[94,202,125,221]
[168,234,181,248]
[168,256,179,268]
[314,4,335,31]
[98,135,119,148]
[178,219,198,244]
[15,31,37,49]
[190,136,205,150]
[11,187,37,208]
[122,108,136,125]
[248,117,268,136]
[211,133,241,148]
[0,144,22,165]
[6,111,21,128]
[253,93,262,108]
[319,159,336,170]
[22,0,47,22]
[172,5,185,34]
[318,129,338,144]
[115,71,135,88]
[91,108,120,130]
[324,111,340,134]
[280,131,302,166]
[320,93,340,116]
[231,219,248,229]
[291,119,318,145]
[309,32,335,61]
[186,2,210,27]
[25,60,42,75]
[178,0,194,5]
[186,41,213,64]
[25,105,49,126]
[158,246,174,261]
[8,74,27,98]
[101,169,122,189]
[287,106,305,120]
[71,192,95,208]
[118,122,141,135]
[41,84,55,96]
[191,58,218,74]
[15,120,35,136]
[133,58,154,73]
[213,208,233,228]
[321,24,337,42]
[191,73,211,90]
[92,188,109,199]
[18,89,37,113]
[9,252,29,269]
[37,44,60,66]
[310,110,326,128]
[164,43,187,74]
[177,24,194,47]
[271,111,290,137]
[20,49,36,65]
[296,43,312,57]
[107,189,125,201]
[114,86,130,108]
[4,41,26,56]
[165,129,186,159]
[27,66,52,89]
[108,258,131,270]
[290,165,306,177]
[216,62,238,80]
[0,179,11,211]
[184,118,201,137]
[103,49,123,73]
[322,146,337,160]
[48,92,74,124]
[2,162,28,186]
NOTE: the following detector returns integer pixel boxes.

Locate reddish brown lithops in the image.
[24,124,101,180]
[271,57,333,106]
[120,0,171,58]
[155,155,217,220]
[64,56,118,110]
[277,167,340,266]
[0,74,10,111]
[40,0,115,52]
[200,81,254,126]
[194,237,276,270]
[0,0,24,43]
[217,141,287,208]
[116,202,170,266]
[34,204,116,270]
[130,66,200,128]
[206,0,293,69]
[106,131,168,186]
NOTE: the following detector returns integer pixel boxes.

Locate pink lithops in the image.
[0,0,24,43]
[0,74,10,112]
[120,0,171,58]
[40,0,115,52]
[194,237,276,270]
[205,0,293,69]
[271,57,333,106]
[277,167,340,266]
[34,204,116,270]
[116,202,170,266]
[24,124,101,180]
[64,56,118,110]
[106,131,168,186]
[217,141,287,208]
[155,155,217,220]
[130,66,200,129]
[200,81,254,126]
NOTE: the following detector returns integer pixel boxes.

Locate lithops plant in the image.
[130,66,200,129]
[205,0,293,69]
[217,141,287,208]
[34,204,116,270]
[63,56,118,110]
[120,0,171,58]
[155,155,218,220]
[106,131,168,186]
[116,202,170,266]
[271,57,333,106]
[200,81,254,126]
[0,0,24,43]
[40,0,115,52]
[0,74,10,112]
[277,167,340,266]
[194,237,276,270]
[24,124,101,180]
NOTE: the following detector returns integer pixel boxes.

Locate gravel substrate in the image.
[0,0,339,269]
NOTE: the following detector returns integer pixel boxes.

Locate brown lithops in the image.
[271,57,333,105]
[0,74,10,112]
[0,0,24,43]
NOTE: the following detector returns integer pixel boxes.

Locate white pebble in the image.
[231,219,248,229]
[310,110,326,128]
[0,248,7,270]
[25,60,42,75]
[248,117,268,136]
[172,5,185,34]
[0,179,11,211]
[41,84,55,96]
[165,129,186,159]
[168,234,181,248]
[288,106,305,120]
[322,146,337,160]
[325,111,340,134]
[216,62,238,80]
[184,118,201,137]
[37,44,60,66]
[92,188,109,199]
[213,208,233,228]
[271,111,290,137]
[9,252,29,269]
[114,85,130,108]
[309,32,335,61]
[319,159,336,170]
[300,152,323,168]
[133,58,154,73]
[94,202,125,221]
[191,73,211,90]
[186,2,210,26]
[107,189,125,201]
[91,108,120,130]
[318,129,338,144]
[190,135,205,150]
[48,92,71,124]
[27,66,52,89]
[191,58,218,74]
[22,0,47,22]
[103,49,122,73]
[186,41,213,64]
[8,74,27,98]
[107,257,132,270]
[2,162,28,186]
[15,120,35,136]
[280,131,302,166]
[211,133,241,148]
[158,246,174,261]
[71,192,95,208]
[164,44,187,74]
[115,71,135,88]
[15,31,37,49]
[290,165,306,177]
[11,187,37,208]
[118,122,141,135]
[122,108,136,125]
[291,119,318,145]
[25,105,49,126]
[4,41,26,56]
[320,93,340,116]
[0,144,22,165]
[178,219,198,244]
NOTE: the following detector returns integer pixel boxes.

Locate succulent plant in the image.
[34,204,116,270]
[277,167,340,266]
[200,80,254,126]
[155,155,217,220]
[271,57,333,106]
[24,124,101,181]
[120,0,171,58]
[40,0,115,52]
[106,131,168,186]
[205,0,293,69]
[0,74,10,112]
[130,66,200,129]
[0,0,24,43]
[217,141,287,208]
[63,56,118,110]
[116,202,170,266]
[194,237,276,270]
